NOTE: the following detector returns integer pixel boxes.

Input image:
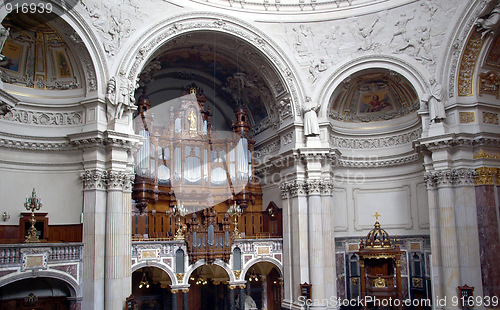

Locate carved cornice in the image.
[330,128,421,150]
[0,108,84,126]
[254,139,280,160]
[338,153,421,168]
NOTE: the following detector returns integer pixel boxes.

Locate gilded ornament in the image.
[176,273,185,282]
[482,112,499,125]
[479,71,500,99]
[458,29,484,96]
[474,167,498,186]
[459,112,475,123]
[474,149,500,159]
[233,270,242,280]
[373,277,386,288]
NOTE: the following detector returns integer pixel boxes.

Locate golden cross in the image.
[373,212,381,221]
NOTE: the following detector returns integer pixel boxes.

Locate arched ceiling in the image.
[138,31,282,129]
[0,13,85,92]
[329,68,419,124]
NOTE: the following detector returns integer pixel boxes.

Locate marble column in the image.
[261,276,268,310]
[229,285,236,310]
[280,180,309,309]
[240,285,246,310]
[321,181,336,304]
[435,170,460,310]
[476,168,500,298]
[182,289,188,310]
[307,180,325,305]
[81,170,106,310]
[105,171,127,310]
[424,172,443,307]
[279,183,293,308]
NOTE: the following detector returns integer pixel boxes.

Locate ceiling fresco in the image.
[329,69,419,123]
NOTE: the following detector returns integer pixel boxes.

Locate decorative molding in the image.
[330,128,422,149]
[482,111,499,124]
[0,108,84,126]
[479,71,500,98]
[281,132,294,146]
[459,111,476,123]
[457,28,484,97]
[338,153,421,168]
[254,140,280,160]
[474,149,500,159]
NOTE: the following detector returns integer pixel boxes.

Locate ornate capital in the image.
[175,273,185,283]
[279,182,290,200]
[475,167,499,186]
[81,170,106,190]
[425,168,478,188]
[306,180,322,195]
[233,270,242,280]
[105,171,126,190]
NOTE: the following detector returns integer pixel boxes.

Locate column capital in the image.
[81,170,107,190]
[475,167,499,186]
[424,168,477,188]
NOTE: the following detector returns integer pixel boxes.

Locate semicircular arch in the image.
[316,55,429,119]
[115,12,307,122]
[0,270,81,298]
[132,261,176,284]
[241,256,283,279]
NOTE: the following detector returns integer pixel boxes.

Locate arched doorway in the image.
[187,264,231,310]
[244,261,283,310]
[132,267,173,309]
[0,277,76,310]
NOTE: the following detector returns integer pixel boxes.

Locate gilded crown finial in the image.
[373,212,381,221]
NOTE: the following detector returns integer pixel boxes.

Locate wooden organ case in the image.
[132,84,263,263]
[357,218,403,308]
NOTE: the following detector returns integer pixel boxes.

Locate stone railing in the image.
[0,243,83,288]
[0,243,83,265]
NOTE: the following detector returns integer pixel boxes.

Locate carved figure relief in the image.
[479,71,500,98]
[477,0,500,38]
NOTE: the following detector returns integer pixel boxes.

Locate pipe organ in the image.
[132,84,264,261]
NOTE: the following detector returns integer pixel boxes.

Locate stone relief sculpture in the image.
[309,57,327,81]
[303,97,320,136]
[81,0,135,56]
[477,0,500,38]
[422,78,446,123]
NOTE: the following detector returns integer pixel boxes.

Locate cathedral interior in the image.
[0,0,499,309]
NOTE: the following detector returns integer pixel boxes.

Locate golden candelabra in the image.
[24,188,42,243]
[227,202,242,238]
[170,202,188,240]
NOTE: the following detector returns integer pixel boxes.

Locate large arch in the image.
[241,256,283,280]
[0,270,81,298]
[132,261,176,285]
[184,259,236,285]
[115,12,307,122]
